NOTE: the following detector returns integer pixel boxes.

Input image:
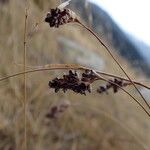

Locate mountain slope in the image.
[127,33,150,64]
[71,1,150,76]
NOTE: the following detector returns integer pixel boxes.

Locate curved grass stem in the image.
[12,63,150,90]
[23,1,28,149]
[0,64,149,117]
[78,21,150,111]
[93,71,150,117]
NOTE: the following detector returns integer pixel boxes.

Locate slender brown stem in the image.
[96,71,150,90]
[78,21,150,111]
[23,2,28,150]
[0,64,150,89]
[0,64,149,117]
[13,63,150,90]
[93,71,150,117]
[0,64,86,82]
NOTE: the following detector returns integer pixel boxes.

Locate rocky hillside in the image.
[71,0,150,76]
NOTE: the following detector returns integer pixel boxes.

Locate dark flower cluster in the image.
[49,70,98,95]
[45,7,77,28]
[49,70,131,95]
[82,69,98,83]
[97,78,130,94]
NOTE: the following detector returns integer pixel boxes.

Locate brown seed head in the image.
[45,1,78,28]
[49,70,92,95]
[97,78,130,94]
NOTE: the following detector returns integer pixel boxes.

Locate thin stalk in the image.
[0,64,149,117]
[23,2,28,150]
[93,71,150,117]
[78,21,150,111]
[13,63,150,89]
[0,64,87,82]
[96,71,150,89]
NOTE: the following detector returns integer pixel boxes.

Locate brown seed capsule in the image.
[45,1,78,28]
[97,78,130,94]
[49,70,92,95]
[82,70,98,82]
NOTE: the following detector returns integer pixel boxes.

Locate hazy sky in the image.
[89,0,150,45]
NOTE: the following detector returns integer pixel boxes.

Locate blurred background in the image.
[90,0,150,69]
[0,0,150,149]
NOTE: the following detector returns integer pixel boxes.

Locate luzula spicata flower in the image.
[49,70,131,95]
[49,70,94,95]
[45,0,79,28]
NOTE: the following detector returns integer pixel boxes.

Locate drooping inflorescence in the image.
[97,78,130,94]
[45,0,78,28]
[49,70,131,95]
[49,70,97,95]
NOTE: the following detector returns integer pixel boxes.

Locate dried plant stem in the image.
[96,71,150,90]
[93,71,150,117]
[78,21,150,111]
[0,64,149,117]
[13,63,150,90]
[0,64,86,82]
[23,2,28,150]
